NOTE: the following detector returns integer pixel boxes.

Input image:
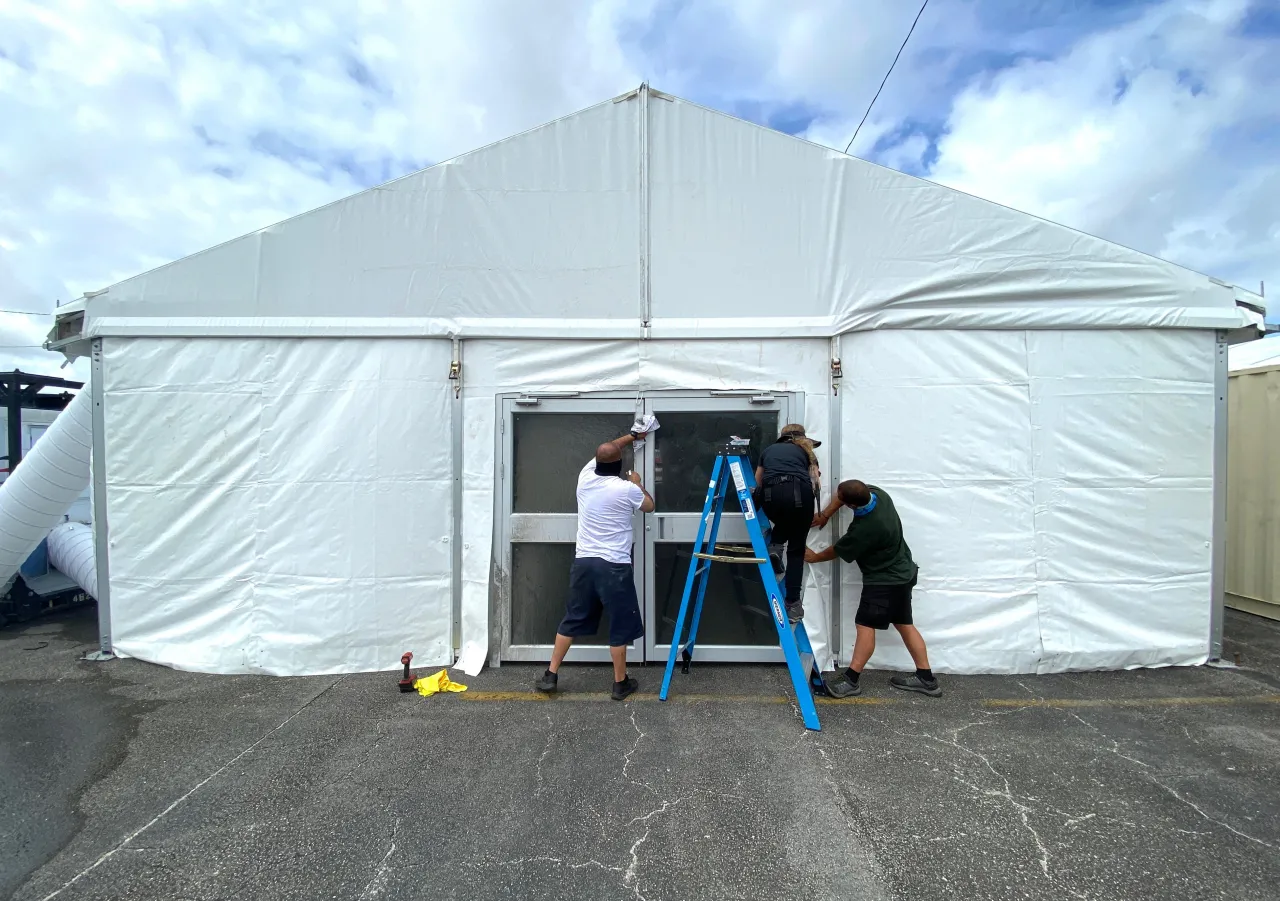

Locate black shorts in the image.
[854,575,917,630]
[558,557,645,647]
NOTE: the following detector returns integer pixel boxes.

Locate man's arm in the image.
[804,545,838,564]
[625,470,656,513]
[585,431,648,471]
[613,419,655,450]
[812,494,842,529]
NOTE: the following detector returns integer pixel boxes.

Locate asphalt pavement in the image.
[2,607,1278,901]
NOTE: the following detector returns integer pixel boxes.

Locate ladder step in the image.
[692,551,766,564]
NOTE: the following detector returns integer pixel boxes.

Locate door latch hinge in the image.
[448,359,461,398]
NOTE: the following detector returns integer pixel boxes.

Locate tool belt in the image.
[759,473,806,510]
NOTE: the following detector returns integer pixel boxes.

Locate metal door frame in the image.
[496,389,803,665]
[497,393,645,663]
[641,391,802,664]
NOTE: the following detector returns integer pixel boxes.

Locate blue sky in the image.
[1,0,1277,377]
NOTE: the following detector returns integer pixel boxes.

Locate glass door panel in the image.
[642,394,792,663]
[501,398,642,662]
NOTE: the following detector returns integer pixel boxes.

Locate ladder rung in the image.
[692,552,766,564]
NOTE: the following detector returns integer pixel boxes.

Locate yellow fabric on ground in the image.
[414,670,468,697]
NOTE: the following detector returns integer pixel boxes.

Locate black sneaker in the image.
[889,673,941,697]
[534,669,558,693]
[611,676,638,701]
[768,544,785,576]
[786,602,804,624]
[824,672,862,698]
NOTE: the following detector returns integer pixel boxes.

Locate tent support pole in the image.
[638,82,651,333]
[451,337,464,657]
[1210,330,1228,660]
[828,334,843,667]
[90,339,114,659]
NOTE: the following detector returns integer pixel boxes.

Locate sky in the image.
[2,0,1277,382]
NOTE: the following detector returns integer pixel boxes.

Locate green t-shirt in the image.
[832,485,917,585]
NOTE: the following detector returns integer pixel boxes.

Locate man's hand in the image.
[628,470,656,513]
[805,545,837,564]
[811,512,830,530]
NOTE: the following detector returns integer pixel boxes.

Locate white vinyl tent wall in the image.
[55,86,1254,676]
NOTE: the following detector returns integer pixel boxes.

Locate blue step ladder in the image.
[659,438,827,731]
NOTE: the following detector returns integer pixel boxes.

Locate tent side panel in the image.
[836,328,1215,674]
[1226,367,1280,618]
[103,337,455,675]
[836,330,1042,673]
[1029,330,1214,671]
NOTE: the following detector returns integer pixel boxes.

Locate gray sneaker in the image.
[786,602,804,624]
[889,673,941,697]
[824,672,862,698]
[534,669,558,693]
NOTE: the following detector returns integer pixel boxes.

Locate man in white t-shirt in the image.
[535,426,655,700]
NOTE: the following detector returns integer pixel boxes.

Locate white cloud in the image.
[926,0,1278,298]
[0,0,1276,383]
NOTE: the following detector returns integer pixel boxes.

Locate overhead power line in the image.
[844,0,932,155]
[0,309,51,316]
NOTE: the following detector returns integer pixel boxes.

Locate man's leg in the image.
[893,624,930,670]
[850,624,877,672]
[824,625,876,699]
[548,633,575,674]
[536,634,573,690]
[888,582,941,697]
[604,562,641,701]
[826,583,894,698]
[609,644,627,683]
[536,560,602,692]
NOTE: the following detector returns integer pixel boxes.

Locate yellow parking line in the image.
[456,691,890,705]
[983,694,1280,709]
[451,690,1280,708]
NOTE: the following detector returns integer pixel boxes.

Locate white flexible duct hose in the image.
[48,521,97,598]
[0,388,92,583]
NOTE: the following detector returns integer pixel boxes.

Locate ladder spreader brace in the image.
[659,438,827,730]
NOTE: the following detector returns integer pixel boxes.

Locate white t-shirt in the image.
[576,458,645,564]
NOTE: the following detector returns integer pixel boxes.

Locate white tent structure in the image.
[48,86,1265,677]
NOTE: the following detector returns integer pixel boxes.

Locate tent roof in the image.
[68,85,1254,341]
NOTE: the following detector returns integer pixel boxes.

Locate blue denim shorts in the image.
[558,557,645,647]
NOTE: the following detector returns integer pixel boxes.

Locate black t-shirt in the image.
[832,485,917,584]
[759,439,811,481]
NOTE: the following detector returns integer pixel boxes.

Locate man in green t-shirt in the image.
[805,479,941,698]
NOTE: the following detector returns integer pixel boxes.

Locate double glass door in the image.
[501,391,798,664]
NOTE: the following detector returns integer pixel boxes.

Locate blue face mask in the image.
[853,492,877,518]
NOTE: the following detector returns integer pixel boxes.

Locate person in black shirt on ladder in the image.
[754,424,821,625]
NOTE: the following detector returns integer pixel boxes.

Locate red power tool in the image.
[397,652,415,692]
